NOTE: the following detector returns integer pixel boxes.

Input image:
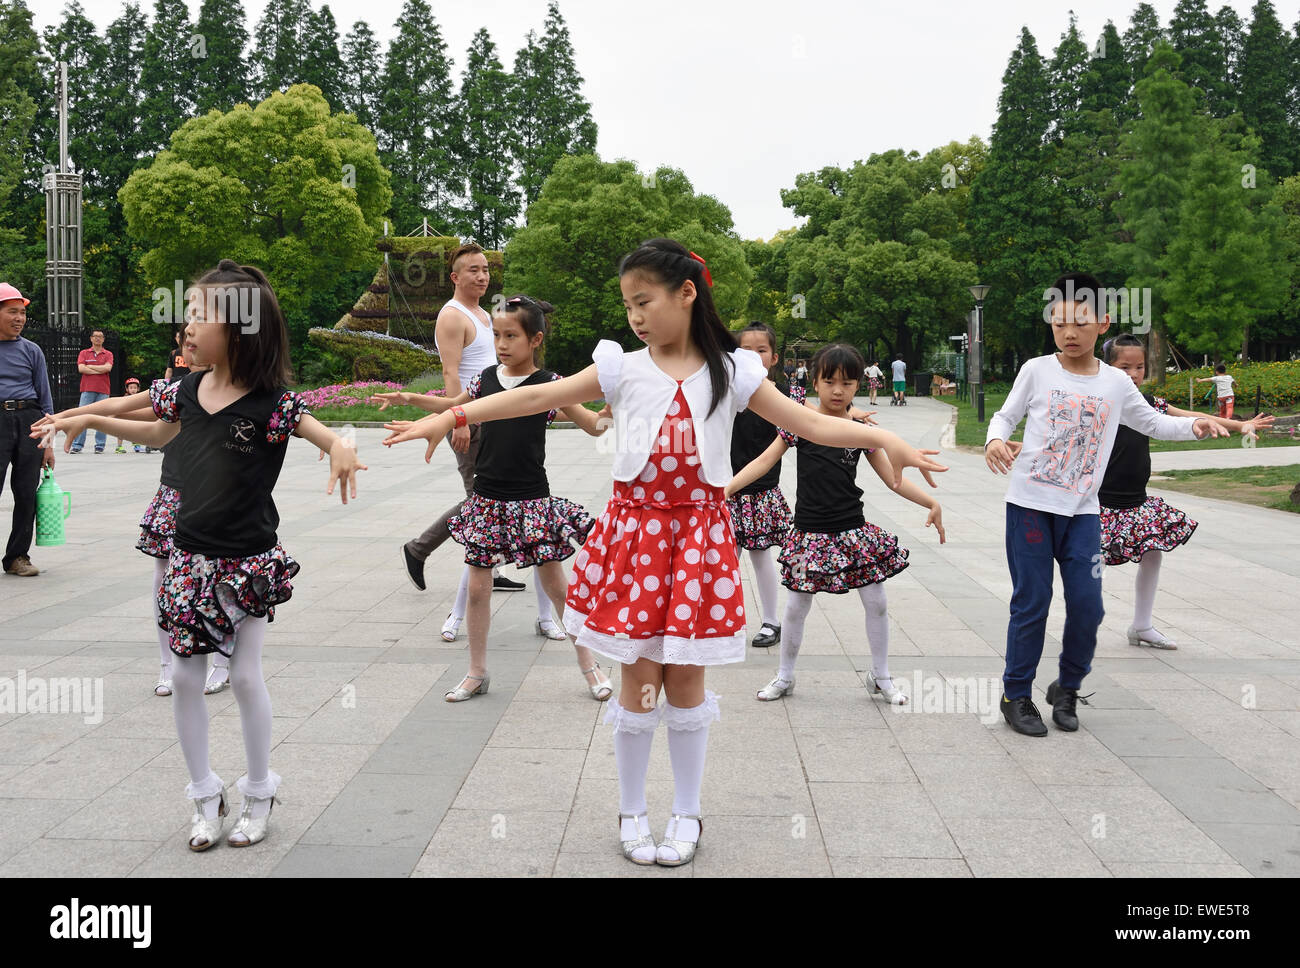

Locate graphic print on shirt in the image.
[1028,389,1112,494]
[230,418,256,444]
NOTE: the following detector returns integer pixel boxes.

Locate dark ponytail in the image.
[501,294,554,366]
[1103,333,1143,364]
[618,238,738,417]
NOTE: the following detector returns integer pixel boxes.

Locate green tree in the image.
[1239,1,1295,180]
[1080,21,1129,120]
[341,20,382,132]
[192,0,250,114]
[1049,12,1089,140]
[119,84,392,360]
[1164,118,1291,360]
[968,28,1075,365]
[139,0,196,153]
[1123,3,1164,94]
[509,29,545,206]
[454,28,519,248]
[1215,5,1245,116]
[379,0,456,232]
[504,154,749,374]
[0,1,45,299]
[1113,44,1201,383]
[1273,173,1300,345]
[249,0,308,100]
[1169,0,1228,113]
[301,4,344,110]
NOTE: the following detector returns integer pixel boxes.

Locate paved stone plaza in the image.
[1,398,1298,877]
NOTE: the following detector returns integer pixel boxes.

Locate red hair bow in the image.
[688,251,713,288]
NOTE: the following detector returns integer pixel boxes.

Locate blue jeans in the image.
[1003,503,1104,699]
[72,391,108,450]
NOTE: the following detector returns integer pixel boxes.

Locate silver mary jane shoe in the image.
[756,676,794,701]
[1127,625,1178,650]
[227,794,278,847]
[655,814,702,867]
[619,812,657,866]
[188,791,228,852]
[866,672,908,705]
[536,618,568,641]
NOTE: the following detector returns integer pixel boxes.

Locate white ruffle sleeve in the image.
[592,339,624,404]
[730,347,768,413]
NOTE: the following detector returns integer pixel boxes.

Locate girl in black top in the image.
[381,296,615,704]
[42,260,366,852]
[727,323,793,649]
[1099,335,1272,650]
[728,344,945,705]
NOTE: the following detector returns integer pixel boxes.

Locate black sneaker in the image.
[751,623,781,648]
[492,573,526,592]
[1000,694,1048,737]
[401,544,426,591]
[1045,679,1091,732]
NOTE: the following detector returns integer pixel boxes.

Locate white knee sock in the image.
[227,617,279,809]
[748,547,781,627]
[451,566,470,621]
[154,559,172,669]
[1134,550,1162,631]
[660,692,721,859]
[605,699,660,861]
[779,591,814,682]
[858,583,891,680]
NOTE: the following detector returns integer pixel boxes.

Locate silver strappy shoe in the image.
[583,664,613,701]
[619,811,657,865]
[756,676,794,701]
[445,673,489,702]
[655,813,702,867]
[227,794,278,847]
[188,790,228,852]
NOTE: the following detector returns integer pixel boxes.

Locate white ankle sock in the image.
[1134,551,1162,632]
[778,591,814,681]
[858,583,891,680]
[748,547,781,627]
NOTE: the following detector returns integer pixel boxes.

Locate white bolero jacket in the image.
[592,339,769,487]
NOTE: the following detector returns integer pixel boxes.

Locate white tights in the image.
[778,584,892,682]
[1133,550,1162,631]
[747,547,781,627]
[447,564,559,627]
[172,616,277,815]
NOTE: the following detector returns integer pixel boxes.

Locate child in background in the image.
[728,343,944,705]
[1100,335,1273,649]
[1196,364,1236,419]
[985,272,1225,737]
[865,360,884,406]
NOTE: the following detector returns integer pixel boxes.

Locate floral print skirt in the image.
[448,492,594,569]
[1100,495,1198,566]
[157,544,299,657]
[779,522,910,593]
[726,485,793,551]
[136,484,180,559]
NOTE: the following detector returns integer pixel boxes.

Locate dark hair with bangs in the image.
[618,238,738,417]
[500,294,555,365]
[810,343,864,385]
[1102,333,1143,363]
[193,259,293,393]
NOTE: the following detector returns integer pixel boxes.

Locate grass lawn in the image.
[1150,465,1300,514]
[936,389,1298,452]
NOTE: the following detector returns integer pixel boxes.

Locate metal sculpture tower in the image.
[44,61,82,332]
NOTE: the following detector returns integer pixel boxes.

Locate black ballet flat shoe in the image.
[751,623,781,648]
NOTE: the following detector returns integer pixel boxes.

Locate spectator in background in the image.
[865,359,885,405]
[164,328,189,382]
[71,329,113,453]
[891,355,908,406]
[0,283,54,577]
[783,356,795,385]
[795,359,808,390]
[1196,364,1236,419]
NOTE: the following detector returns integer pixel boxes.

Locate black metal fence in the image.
[21,326,123,413]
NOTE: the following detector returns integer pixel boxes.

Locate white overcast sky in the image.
[39,1,1277,239]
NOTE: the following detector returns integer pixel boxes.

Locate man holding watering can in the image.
[0,284,55,576]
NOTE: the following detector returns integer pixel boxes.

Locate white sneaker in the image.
[1127,626,1178,650]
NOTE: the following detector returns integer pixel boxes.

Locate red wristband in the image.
[452,406,467,429]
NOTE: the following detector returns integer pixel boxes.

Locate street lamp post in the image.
[969,285,990,424]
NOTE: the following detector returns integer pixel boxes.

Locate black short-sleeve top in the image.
[151,372,310,557]
[776,385,874,534]
[466,365,560,502]
[730,379,788,497]
[1098,393,1167,511]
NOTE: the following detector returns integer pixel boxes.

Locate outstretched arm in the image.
[866,449,945,542]
[32,389,155,435]
[1166,403,1274,435]
[725,437,788,498]
[37,413,180,451]
[382,366,603,461]
[562,402,612,436]
[370,389,469,413]
[295,413,368,505]
[746,380,946,488]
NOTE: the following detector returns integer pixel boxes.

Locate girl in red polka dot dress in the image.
[384,238,947,866]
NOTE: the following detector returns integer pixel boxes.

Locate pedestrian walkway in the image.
[1,398,1296,876]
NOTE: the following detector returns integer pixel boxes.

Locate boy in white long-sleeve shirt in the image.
[984,273,1225,737]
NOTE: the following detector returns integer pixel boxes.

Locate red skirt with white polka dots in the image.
[562,387,746,666]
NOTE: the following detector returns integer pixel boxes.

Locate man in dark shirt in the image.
[0,283,55,576]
